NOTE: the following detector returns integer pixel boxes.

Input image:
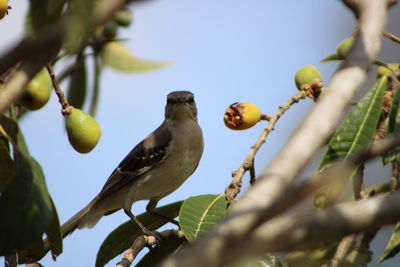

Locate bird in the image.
[61,91,204,238]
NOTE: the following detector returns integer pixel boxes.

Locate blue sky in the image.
[1,1,400,266]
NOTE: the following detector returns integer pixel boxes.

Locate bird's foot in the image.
[143,230,162,244]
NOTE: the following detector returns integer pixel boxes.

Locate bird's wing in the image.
[98,122,172,198]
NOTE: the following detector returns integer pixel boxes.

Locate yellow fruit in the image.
[20,69,52,110]
[0,0,8,20]
[377,63,400,77]
[294,65,323,90]
[336,38,354,59]
[224,102,261,130]
[66,107,101,153]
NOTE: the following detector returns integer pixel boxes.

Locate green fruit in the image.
[294,65,323,90]
[103,21,118,40]
[20,69,52,110]
[336,38,354,59]
[114,9,132,27]
[66,107,101,153]
[377,63,400,77]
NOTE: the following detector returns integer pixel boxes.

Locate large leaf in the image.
[229,253,282,267]
[25,0,64,36]
[379,222,400,263]
[96,201,183,267]
[318,77,388,169]
[0,141,14,193]
[388,85,400,134]
[17,196,63,263]
[135,235,183,267]
[67,54,88,109]
[315,77,388,208]
[45,196,63,257]
[0,117,54,255]
[100,41,172,72]
[285,246,337,267]
[0,114,18,193]
[179,194,227,242]
[383,84,400,164]
[64,0,96,53]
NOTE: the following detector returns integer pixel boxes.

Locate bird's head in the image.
[165,91,198,121]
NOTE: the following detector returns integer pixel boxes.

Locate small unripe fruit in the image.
[20,69,52,110]
[0,0,9,20]
[66,107,101,153]
[114,9,132,27]
[336,38,354,59]
[377,63,400,77]
[294,65,323,91]
[103,21,118,40]
[224,102,261,130]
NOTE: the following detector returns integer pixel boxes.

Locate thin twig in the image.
[352,165,365,200]
[116,230,184,267]
[328,235,356,267]
[384,31,400,44]
[391,160,400,191]
[249,159,256,185]
[225,91,307,201]
[45,64,71,116]
[57,57,86,83]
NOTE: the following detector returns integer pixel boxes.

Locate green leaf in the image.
[388,86,400,134]
[229,253,282,267]
[46,0,65,14]
[321,54,342,62]
[64,0,96,53]
[0,141,14,193]
[18,196,63,262]
[315,77,388,208]
[96,201,183,267]
[179,194,227,242]
[379,222,400,263]
[285,246,337,267]
[45,196,63,257]
[0,119,53,255]
[67,55,88,109]
[0,113,18,143]
[373,60,390,68]
[136,235,182,267]
[26,0,64,36]
[318,77,388,169]
[100,41,172,72]
[383,85,400,164]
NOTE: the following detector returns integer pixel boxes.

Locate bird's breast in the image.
[133,120,203,200]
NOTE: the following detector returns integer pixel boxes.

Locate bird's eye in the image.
[167,99,178,104]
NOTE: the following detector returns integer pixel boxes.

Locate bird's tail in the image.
[42,201,102,256]
[61,201,102,238]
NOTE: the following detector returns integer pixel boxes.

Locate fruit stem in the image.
[45,63,72,116]
[383,31,400,44]
[260,114,272,121]
[225,90,308,201]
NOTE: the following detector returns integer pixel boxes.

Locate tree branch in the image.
[225,91,307,201]
[159,1,391,266]
[0,0,149,112]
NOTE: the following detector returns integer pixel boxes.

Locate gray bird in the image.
[61,91,204,237]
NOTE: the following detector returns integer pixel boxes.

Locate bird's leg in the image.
[123,207,161,241]
[146,198,179,226]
